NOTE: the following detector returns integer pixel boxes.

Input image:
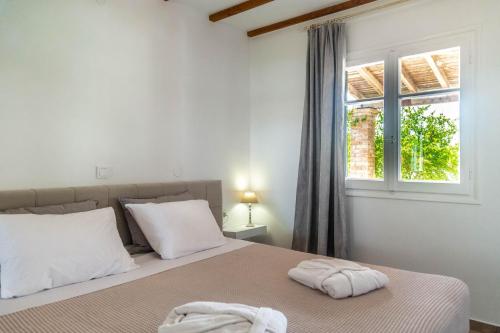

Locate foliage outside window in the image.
[347,104,459,181]
[399,104,459,182]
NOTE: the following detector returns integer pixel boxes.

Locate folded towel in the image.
[288,258,389,299]
[158,301,287,333]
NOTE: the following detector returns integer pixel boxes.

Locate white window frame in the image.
[345,31,477,203]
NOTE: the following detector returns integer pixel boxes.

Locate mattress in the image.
[0,242,469,333]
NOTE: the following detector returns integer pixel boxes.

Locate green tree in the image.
[399,105,459,181]
[374,111,384,179]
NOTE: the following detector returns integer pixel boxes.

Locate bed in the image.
[0,181,470,333]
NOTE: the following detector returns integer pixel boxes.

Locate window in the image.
[345,33,475,200]
[346,62,384,181]
[398,48,460,183]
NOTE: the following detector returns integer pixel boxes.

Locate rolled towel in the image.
[158,301,287,333]
[288,258,389,299]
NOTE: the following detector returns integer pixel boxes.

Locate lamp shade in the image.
[241,191,258,204]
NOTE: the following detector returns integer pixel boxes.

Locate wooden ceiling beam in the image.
[358,67,383,95]
[247,0,378,37]
[424,54,449,89]
[401,65,417,93]
[401,93,459,107]
[348,83,365,100]
[209,0,274,22]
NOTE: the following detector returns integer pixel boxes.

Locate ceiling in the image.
[175,0,346,31]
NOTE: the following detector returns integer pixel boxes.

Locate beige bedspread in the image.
[0,244,469,333]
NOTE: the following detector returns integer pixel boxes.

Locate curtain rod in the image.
[306,0,411,30]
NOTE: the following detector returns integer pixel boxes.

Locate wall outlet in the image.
[96,166,113,179]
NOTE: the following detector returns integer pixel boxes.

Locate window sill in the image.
[346,188,480,205]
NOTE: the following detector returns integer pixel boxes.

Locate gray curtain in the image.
[292,23,348,258]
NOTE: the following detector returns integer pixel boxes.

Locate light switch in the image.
[96,166,113,179]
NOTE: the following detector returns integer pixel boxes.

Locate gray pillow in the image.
[119,192,193,254]
[2,200,98,215]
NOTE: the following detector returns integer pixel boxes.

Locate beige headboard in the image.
[0,180,223,246]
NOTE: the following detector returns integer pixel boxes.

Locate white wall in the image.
[0,0,250,212]
[249,0,500,325]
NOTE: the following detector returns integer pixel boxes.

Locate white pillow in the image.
[0,207,137,298]
[125,200,226,259]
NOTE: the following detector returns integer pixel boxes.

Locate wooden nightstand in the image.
[223,224,267,240]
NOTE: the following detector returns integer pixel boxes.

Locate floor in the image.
[470,320,500,333]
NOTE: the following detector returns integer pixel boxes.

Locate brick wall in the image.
[349,107,380,179]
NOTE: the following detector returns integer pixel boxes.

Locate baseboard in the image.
[470,319,500,333]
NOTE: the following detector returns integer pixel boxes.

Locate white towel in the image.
[288,258,389,299]
[158,302,287,333]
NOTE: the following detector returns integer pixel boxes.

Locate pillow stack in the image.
[0,190,226,299]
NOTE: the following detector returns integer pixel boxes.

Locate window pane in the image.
[400,47,460,95]
[346,61,384,102]
[399,92,460,183]
[346,100,384,180]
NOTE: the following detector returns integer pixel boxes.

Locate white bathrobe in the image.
[158,302,287,333]
[288,258,389,299]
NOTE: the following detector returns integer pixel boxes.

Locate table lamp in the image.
[241,191,258,228]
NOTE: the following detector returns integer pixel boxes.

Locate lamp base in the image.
[246,203,255,228]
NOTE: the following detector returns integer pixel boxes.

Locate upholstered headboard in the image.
[0,180,223,246]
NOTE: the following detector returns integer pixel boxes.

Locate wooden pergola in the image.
[347,48,460,103]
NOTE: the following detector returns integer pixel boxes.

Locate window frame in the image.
[345,31,477,201]
[345,50,389,191]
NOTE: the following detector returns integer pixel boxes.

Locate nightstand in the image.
[223,224,267,240]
